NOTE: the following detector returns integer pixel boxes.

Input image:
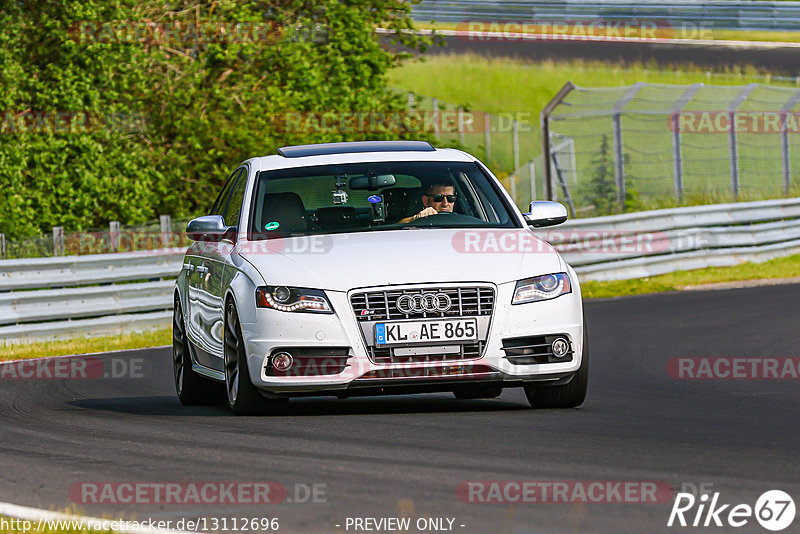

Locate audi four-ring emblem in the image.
[396,293,452,313]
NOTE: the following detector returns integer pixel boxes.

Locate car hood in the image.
[239,228,564,291]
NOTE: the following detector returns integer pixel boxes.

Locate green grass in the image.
[0,328,171,361]
[580,253,800,298]
[2,255,799,360]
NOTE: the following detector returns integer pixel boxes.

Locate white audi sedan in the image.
[173,141,587,414]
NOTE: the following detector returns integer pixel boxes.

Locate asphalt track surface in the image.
[1,284,799,534]
[427,36,800,75]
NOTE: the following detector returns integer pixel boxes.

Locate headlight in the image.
[512,273,571,304]
[256,286,333,314]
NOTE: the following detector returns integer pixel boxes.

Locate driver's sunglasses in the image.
[428,193,457,203]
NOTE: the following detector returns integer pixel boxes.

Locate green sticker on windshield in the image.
[265,221,280,231]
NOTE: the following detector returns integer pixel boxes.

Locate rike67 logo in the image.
[668,490,795,531]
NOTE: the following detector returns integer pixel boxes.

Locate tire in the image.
[453,385,503,399]
[224,301,288,416]
[173,297,223,405]
[524,328,589,409]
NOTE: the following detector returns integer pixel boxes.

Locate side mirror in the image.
[523,201,568,228]
[186,215,236,242]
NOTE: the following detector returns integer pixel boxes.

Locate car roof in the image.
[245,143,477,173]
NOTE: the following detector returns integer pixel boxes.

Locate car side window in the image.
[222,167,248,227]
[209,168,242,217]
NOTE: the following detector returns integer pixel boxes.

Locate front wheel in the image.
[224,301,287,415]
[524,328,589,409]
[173,297,223,405]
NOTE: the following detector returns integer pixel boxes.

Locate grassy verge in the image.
[0,327,171,362]
[389,54,793,120]
[580,253,800,298]
[415,21,800,44]
[1,255,799,359]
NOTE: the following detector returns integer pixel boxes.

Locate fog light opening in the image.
[551,338,569,358]
[272,352,294,371]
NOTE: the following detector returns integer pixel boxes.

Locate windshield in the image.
[248,161,519,240]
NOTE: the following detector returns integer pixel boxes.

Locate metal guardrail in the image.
[1,198,799,343]
[540,198,800,280]
[0,249,183,344]
[412,1,800,32]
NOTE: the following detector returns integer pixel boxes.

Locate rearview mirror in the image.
[186,215,236,242]
[349,174,396,191]
[523,201,568,228]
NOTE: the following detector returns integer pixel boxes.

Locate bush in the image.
[0,0,430,237]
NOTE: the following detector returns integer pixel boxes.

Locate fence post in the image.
[513,119,520,172]
[541,82,576,201]
[529,160,536,201]
[0,233,5,260]
[728,84,758,200]
[779,89,800,195]
[670,83,702,203]
[407,92,415,110]
[53,226,65,256]
[160,215,171,248]
[109,221,121,252]
[432,98,439,140]
[457,107,465,146]
[484,112,491,161]
[611,83,645,209]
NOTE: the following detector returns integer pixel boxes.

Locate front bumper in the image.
[240,280,584,395]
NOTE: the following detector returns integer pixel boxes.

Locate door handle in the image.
[182,263,195,272]
[196,263,209,274]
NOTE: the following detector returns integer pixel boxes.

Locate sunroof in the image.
[277,141,436,158]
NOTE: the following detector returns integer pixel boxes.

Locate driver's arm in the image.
[399,207,437,223]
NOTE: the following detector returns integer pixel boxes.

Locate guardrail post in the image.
[0,233,5,260]
[52,227,65,256]
[484,112,491,161]
[109,221,121,252]
[159,215,171,248]
[407,92,415,110]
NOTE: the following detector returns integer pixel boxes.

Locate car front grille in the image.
[350,286,495,322]
[350,285,494,364]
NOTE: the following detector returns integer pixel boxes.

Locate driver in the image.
[399,181,457,223]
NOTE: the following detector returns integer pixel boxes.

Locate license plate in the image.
[374,319,478,346]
